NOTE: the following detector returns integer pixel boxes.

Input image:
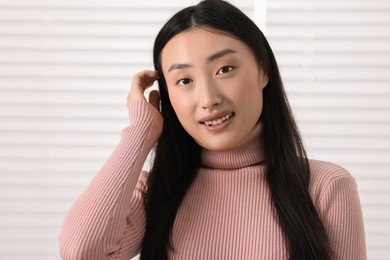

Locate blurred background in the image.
[0,0,389,259]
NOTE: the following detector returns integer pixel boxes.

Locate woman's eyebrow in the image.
[207,48,237,63]
[168,63,192,72]
[168,48,237,73]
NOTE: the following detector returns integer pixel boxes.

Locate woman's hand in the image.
[127,70,160,111]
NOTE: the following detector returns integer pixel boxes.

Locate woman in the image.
[59,1,366,259]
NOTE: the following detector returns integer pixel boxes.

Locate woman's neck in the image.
[200,122,264,170]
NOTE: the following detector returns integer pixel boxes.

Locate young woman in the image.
[59,1,366,259]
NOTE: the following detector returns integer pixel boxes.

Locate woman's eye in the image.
[217,66,234,74]
[217,66,234,75]
[176,78,193,86]
[218,66,233,74]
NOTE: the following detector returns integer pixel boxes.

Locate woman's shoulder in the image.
[308,159,356,203]
[308,159,352,182]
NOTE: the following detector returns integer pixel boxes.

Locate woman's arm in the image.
[316,163,367,260]
[59,71,162,260]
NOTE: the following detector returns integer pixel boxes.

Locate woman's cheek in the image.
[169,90,188,118]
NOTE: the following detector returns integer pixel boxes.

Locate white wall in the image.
[262,0,390,259]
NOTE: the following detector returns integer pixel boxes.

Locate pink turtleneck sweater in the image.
[59,100,366,259]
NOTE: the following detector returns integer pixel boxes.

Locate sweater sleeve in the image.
[59,100,163,260]
[316,166,367,260]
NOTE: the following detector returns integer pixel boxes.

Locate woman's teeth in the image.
[204,112,233,126]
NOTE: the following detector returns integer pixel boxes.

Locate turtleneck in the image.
[60,101,367,260]
[201,122,264,169]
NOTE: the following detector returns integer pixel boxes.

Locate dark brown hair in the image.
[141,1,333,259]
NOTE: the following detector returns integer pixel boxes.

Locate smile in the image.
[203,112,234,126]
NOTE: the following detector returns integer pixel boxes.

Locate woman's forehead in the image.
[160,28,251,68]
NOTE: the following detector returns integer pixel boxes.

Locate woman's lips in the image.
[203,112,234,126]
[200,112,235,131]
[199,111,234,124]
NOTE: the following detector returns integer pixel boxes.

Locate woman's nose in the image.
[197,79,223,109]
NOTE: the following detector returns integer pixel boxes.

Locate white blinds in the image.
[265,1,390,259]
[0,1,253,259]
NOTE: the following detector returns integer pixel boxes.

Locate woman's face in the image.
[161,28,268,151]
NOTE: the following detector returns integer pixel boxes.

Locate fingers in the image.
[128,70,159,105]
[148,90,160,111]
[136,70,159,89]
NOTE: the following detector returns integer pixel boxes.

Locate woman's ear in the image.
[260,69,269,89]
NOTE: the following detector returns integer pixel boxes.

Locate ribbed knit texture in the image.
[59,100,366,260]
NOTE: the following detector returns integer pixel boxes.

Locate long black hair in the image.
[140,0,333,259]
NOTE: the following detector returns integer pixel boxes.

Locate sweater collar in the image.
[201,122,264,169]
